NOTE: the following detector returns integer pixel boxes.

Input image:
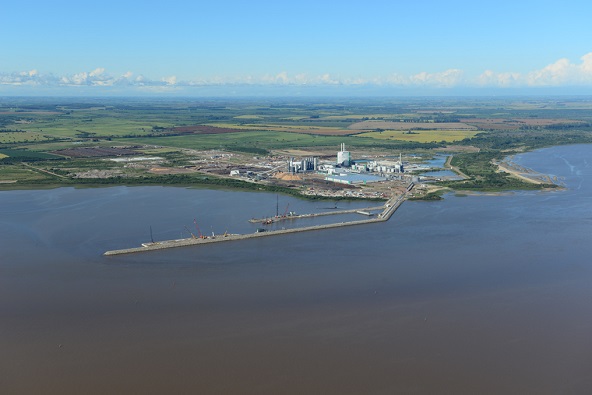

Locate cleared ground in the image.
[50,147,141,158]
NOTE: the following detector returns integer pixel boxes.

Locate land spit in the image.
[103,186,411,256]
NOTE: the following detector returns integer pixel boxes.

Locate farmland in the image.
[356,129,480,143]
[0,131,53,144]
[1,96,592,194]
[348,120,478,131]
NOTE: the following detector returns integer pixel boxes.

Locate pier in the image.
[103,186,411,256]
[248,204,385,224]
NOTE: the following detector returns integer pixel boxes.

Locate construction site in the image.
[103,183,413,256]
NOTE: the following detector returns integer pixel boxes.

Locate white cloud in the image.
[89,67,105,77]
[477,52,592,87]
[409,69,464,87]
[526,58,573,85]
[580,52,592,74]
[3,53,592,92]
[162,75,177,85]
[478,70,522,87]
[19,69,38,77]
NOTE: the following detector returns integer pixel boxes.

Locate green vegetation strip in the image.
[441,152,556,191]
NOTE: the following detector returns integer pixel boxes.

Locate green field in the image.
[0,165,53,182]
[119,130,435,153]
[122,131,336,151]
[0,131,53,143]
[26,116,168,138]
[357,129,480,143]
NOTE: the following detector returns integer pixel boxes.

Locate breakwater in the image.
[103,188,410,256]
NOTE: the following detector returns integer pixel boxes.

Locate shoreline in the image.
[494,157,560,185]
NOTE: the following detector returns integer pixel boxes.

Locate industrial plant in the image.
[280,143,408,185]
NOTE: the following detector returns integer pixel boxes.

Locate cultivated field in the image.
[25,116,173,138]
[206,123,356,136]
[348,120,478,131]
[463,118,585,130]
[2,97,592,194]
[0,131,52,143]
[50,147,141,158]
[356,129,480,143]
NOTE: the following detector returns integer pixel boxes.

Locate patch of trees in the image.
[75,131,97,138]
[458,129,592,151]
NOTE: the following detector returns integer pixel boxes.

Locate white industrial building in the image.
[287,157,318,173]
[337,143,351,167]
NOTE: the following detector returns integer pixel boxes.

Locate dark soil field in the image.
[51,147,141,158]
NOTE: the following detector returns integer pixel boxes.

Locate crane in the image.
[184,225,197,239]
[282,203,290,217]
[193,218,205,239]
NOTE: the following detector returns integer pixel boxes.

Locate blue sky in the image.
[2,0,592,95]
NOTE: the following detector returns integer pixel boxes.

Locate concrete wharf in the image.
[248,204,385,224]
[103,185,412,256]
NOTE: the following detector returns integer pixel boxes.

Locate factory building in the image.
[337,143,351,167]
[325,173,386,185]
[365,154,405,174]
[287,157,318,173]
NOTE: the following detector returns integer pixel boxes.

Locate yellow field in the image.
[356,129,480,143]
[280,116,310,121]
[233,115,265,119]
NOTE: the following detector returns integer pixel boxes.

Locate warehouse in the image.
[324,173,386,185]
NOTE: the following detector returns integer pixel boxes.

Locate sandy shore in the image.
[495,157,558,185]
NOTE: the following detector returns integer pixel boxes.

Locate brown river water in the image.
[2,145,592,394]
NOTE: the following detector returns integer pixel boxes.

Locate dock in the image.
[248,205,385,224]
[103,186,411,256]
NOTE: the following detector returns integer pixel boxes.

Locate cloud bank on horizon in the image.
[2,52,592,94]
[3,0,592,96]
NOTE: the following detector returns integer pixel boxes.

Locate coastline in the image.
[495,156,560,185]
